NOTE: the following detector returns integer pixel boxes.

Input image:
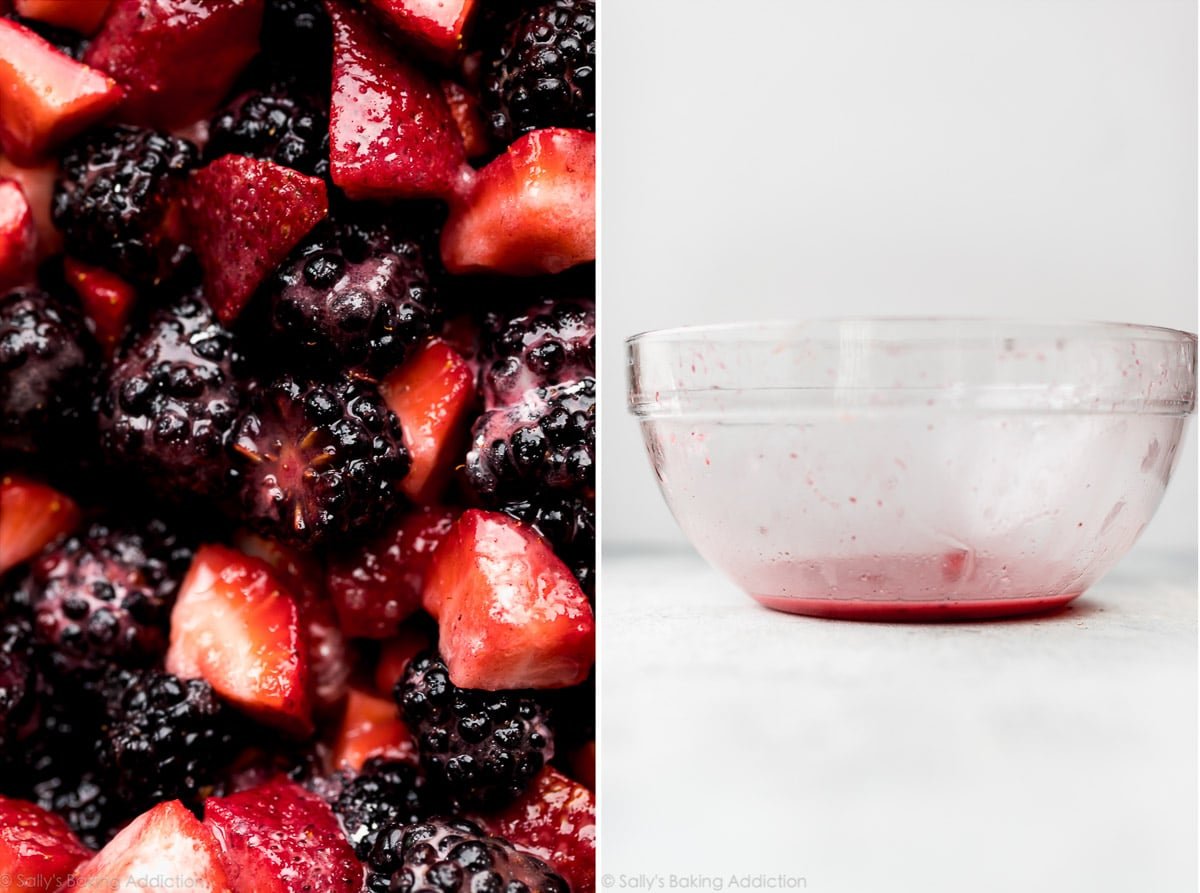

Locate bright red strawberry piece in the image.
[441,128,595,276]
[0,158,61,259]
[13,0,112,34]
[62,257,136,355]
[331,686,417,771]
[374,620,433,696]
[184,154,328,324]
[443,79,491,159]
[71,801,231,893]
[326,505,455,639]
[381,339,476,503]
[84,0,263,128]
[327,0,469,201]
[166,544,313,735]
[424,509,594,689]
[367,0,476,59]
[479,768,596,893]
[0,177,35,289]
[204,779,362,893]
[0,474,80,575]
[0,795,92,889]
[0,18,123,164]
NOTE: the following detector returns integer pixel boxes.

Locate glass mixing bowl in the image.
[627,319,1197,620]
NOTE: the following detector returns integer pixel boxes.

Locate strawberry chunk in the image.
[0,158,61,259]
[0,18,123,164]
[166,544,313,735]
[367,0,476,59]
[0,474,80,575]
[326,505,455,639]
[0,178,35,289]
[184,155,328,324]
[71,801,231,893]
[204,779,362,893]
[327,0,469,201]
[374,620,433,696]
[0,795,92,889]
[381,339,477,503]
[443,79,491,159]
[424,509,594,689]
[479,768,596,893]
[441,128,595,276]
[62,257,136,355]
[331,686,417,771]
[84,0,263,128]
[13,0,112,34]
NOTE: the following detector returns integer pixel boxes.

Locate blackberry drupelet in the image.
[269,215,440,374]
[230,373,410,546]
[207,88,330,177]
[332,757,429,860]
[397,652,553,810]
[52,125,198,283]
[99,291,244,495]
[483,0,596,143]
[482,298,595,409]
[0,287,98,456]
[364,818,569,893]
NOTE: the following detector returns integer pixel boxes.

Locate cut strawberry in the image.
[327,0,469,201]
[326,505,456,639]
[374,620,433,696]
[166,544,313,735]
[0,157,61,259]
[367,0,476,59]
[330,686,417,771]
[13,0,112,34]
[71,801,231,893]
[84,0,263,128]
[0,795,92,889]
[62,257,136,355]
[184,154,328,324]
[0,18,123,164]
[424,509,594,689]
[478,768,596,893]
[441,128,595,276]
[0,474,80,575]
[442,79,491,159]
[381,339,477,503]
[204,779,362,893]
[0,177,35,289]
[569,741,595,791]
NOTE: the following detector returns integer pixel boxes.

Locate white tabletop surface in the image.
[600,547,1197,893]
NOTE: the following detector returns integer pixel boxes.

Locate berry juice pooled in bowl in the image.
[627,319,1196,620]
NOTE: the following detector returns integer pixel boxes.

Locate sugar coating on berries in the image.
[207,88,331,177]
[52,125,198,283]
[482,299,595,409]
[331,757,429,860]
[483,0,596,143]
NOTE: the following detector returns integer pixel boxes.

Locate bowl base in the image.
[752,591,1082,622]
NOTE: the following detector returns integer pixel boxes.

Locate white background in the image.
[601,0,1197,554]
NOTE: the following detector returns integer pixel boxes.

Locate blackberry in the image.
[99,291,243,495]
[258,0,333,89]
[364,818,569,893]
[466,378,595,501]
[483,0,595,143]
[230,373,410,546]
[332,757,430,860]
[0,616,37,757]
[52,125,198,283]
[0,287,98,455]
[269,215,440,374]
[18,519,191,674]
[98,668,236,810]
[397,652,553,810]
[207,88,330,177]
[482,299,595,409]
[500,494,594,593]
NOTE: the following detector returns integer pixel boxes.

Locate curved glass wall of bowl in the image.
[626,319,1197,621]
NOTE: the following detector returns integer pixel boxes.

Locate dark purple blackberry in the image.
[331,757,430,860]
[466,377,595,501]
[207,88,330,177]
[0,287,98,455]
[4,13,86,59]
[52,125,198,283]
[500,494,594,593]
[258,0,333,88]
[483,0,595,144]
[99,292,243,495]
[397,652,553,810]
[365,818,569,893]
[482,299,595,409]
[269,216,440,374]
[230,373,410,546]
[18,519,191,674]
[0,616,37,758]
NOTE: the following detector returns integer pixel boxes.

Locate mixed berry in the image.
[0,0,595,890]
